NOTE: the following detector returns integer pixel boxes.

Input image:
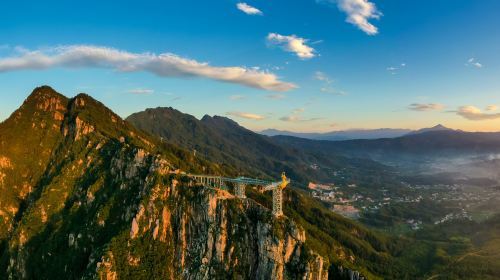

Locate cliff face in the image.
[0,86,328,280]
[98,183,328,280]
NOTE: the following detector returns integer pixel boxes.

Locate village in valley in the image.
[308,170,500,231]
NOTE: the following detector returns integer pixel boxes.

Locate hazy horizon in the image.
[1,1,500,133]
[3,87,500,134]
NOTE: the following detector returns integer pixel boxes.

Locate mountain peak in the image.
[24,85,67,106]
[432,124,447,129]
[409,124,453,135]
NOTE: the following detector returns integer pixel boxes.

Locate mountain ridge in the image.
[259,127,412,141]
[1,86,410,279]
[0,87,333,279]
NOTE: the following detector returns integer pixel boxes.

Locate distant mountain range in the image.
[271,128,500,176]
[260,124,455,141]
[126,107,394,185]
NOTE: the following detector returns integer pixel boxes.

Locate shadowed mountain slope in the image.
[126,107,399,188]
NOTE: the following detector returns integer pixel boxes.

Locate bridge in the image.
[186,173,290,217]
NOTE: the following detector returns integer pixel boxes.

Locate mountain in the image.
[128,107,482,278]
[1,87,435,279]
[408,124,454,135]
[260,128,412,141]
[0,87,333,279]
[126,107,397,187]
[272,128,500,177]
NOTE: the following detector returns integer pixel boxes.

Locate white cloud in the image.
[466,58,483,68]
[0,45,296,92]
[408,103,444,112]
[280,108,322,122]
[226,111,266,120]
[456,105,500,120]
[319,0,381,35]
[236,3,263,15]
[267,33,316,59]
[229,95,246,100]
[128,88,154,95]
[266,93,286,100]
[387,63,406,74]
[486,105,498,112]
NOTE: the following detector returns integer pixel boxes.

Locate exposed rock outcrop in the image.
[118,181,328,280]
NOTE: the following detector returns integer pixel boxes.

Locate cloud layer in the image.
[408,103,444,112]
[267,33,316,59]
[226,111,266,120]
[456,106,500,121]
[319,0,381,35]
[0,45,296,92]
[236,3,263,15]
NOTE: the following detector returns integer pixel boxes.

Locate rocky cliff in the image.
[97,182,328,280]
[0,86,328,279]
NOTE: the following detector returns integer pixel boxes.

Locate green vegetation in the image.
[126,107,400,187]
[1,86,499,279]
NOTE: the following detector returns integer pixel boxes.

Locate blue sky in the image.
[1,0,500,132]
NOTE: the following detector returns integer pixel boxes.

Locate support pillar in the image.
[235,183,246,198]
[272,188,283,217]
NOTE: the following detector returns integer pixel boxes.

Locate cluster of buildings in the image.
[434,209,472,225]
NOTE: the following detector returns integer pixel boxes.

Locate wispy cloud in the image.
[266,93,286,100]
[229,95,246,101]
[314,71,333,84]
[314,71,346,95]
[465,58,482,68]
[408,103,444,112]
[280,108,322,122]
[227,111,266,120]
[455,105,500,120]
[318,0,382,35]
[320,87,347,95]
[0,45,296,92]
[128,88,154,95]
[267,33,316,59]
[236,2,263,15]
[280,115,322,122]
[387,63,406,74]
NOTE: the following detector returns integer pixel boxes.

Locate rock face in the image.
[0,86,328,280]
[112,183,328,280]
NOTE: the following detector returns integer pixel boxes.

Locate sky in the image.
[1,0,500,132]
